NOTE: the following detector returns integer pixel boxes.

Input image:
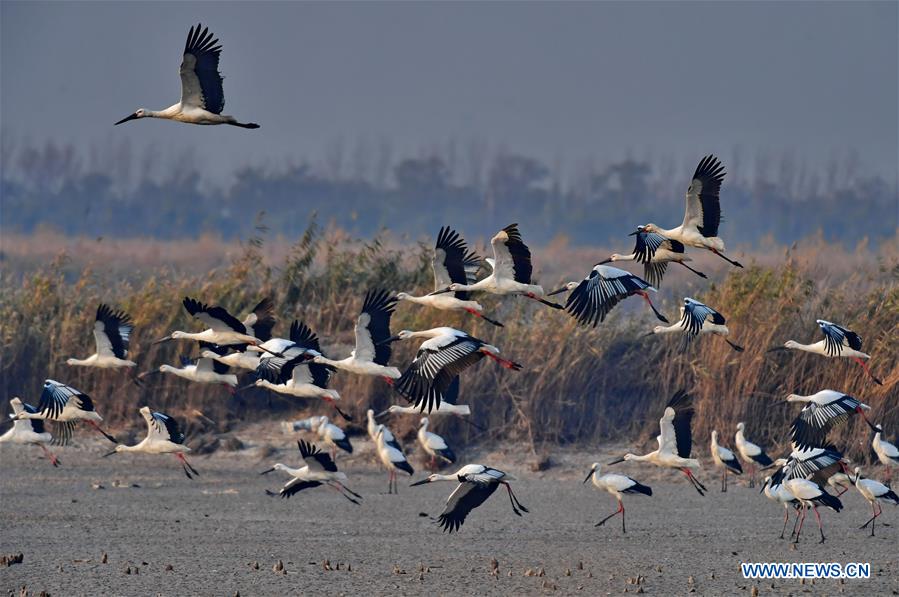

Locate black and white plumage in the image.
[374,424,414,494]
[851,467,899,536]
[261,440,361,504]
[601,227,707,288]
[155,296,266,347]
[313,416,353,458]
[410,464,528,533]
[782,478,843,544]
[710,430,743,492]
[0,398,59,466]
[105,407,198,479]
[787,390,876,451]
[66,304,136,369]
[769,445,846,488]
[548,264,669,327]
[114,23,259,128]
[397,227,503,326]
[584,463,652,533]
[386,327,522,413]
[872,425,899,481]
[417,417,457,468]
[14,380,117,445]
[734,422,774,488]
[646,297,743,352]
[769,319,881,385]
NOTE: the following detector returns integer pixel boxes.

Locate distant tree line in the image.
[1,136,895,246]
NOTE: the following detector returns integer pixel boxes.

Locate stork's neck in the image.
[614,253,637,263]
[315,355,350,367]
[400,294,430,305]
[66,356,95,367]
[787,341,826,354]
[430,473,457,482]
[411,328,453,339]
[653,323,681,335]
[150,105,180,119]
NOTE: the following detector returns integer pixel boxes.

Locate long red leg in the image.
[481,350,522,371]
[38,443,60,467]
[853,357,883,385]
[812,506,826,543]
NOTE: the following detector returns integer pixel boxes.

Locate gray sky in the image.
[2,1,897,185]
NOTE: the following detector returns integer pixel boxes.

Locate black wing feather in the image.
[691,155,725,237]
[184,24,225,114]
[667,390,694,459]
[96,303,133,359]
[435,226,480,300]
[361,289,398,366]
[437,481,499,533]
[297,439,338,472]
[501,224,533,284]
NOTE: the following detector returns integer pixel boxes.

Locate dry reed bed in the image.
[1,228,896,462]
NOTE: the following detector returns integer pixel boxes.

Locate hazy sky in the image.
[2,1,897,185]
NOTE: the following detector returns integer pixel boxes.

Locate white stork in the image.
[850,467,899,536]
[417,417,457,469]
[312,289,402,381]
[430,223,563,310]
[734,422,774,487]
[583,463,652,533]
[104,407,198,479]
[14,380,117,445]
[548,264,668,326]
[0,398,59,466]
[115,23,259,128]
[768,320,882,385]
[155,297,273,347]
[398,226,503,327]
[786,390,876,450]
[374,424,414,494]
[66,304,136,369]
[146,343,237,390]
[781,478,843,544]
[760,476,801,540]
[261,440,362,504]
[644,297,743,351]
[383,327,521,413]
[410,464,528,533]
[710,430,743,492]
[872,425,898,482]
[608,390,707,495]
[640,154,744,268]
[601,227,707,287]
[367,409,403,452]
[312,416,353,459]
[200,299,277,370]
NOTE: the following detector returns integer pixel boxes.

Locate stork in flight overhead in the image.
[398,227,503,327]
[14,380,117,446]
[639,155,743,268]
[66,304,136,369]
[105,407,198,479]
[608,390,707,495]
[601,227,707,288]
[430,224,563,310]
[115,24,259,128]
[768,320,882,385]
[644,297,743,352]
[1,398,60,467]
[548,264,669,326]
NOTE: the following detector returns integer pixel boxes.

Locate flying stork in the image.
[430,224,563,310]
[872,425,898,482]
[115,23,259,128]
[311,289,402,381]
[608,390,707,496]
[14,380,117,445]
[786,390,877,450]
[155,297,274,348]
[66,304,136,369]
[148,345,239,390]
[383,327,522,413]
[0,398,59,466]
[548,264,668,327]
[374,424,414,494]
[583,463,652,533]
[104,407,198,479]
[601,227,707,288]
[768,320,882,385]
[639,154,744,268]
[200,299,277,370]
[710,430,743,492]
[417,417,457,469]
[644,297,743,351]
[410,464,529,533]
[397,226,503,327]
[850,466,899,536]
[261,440,362,504]
[734,422,774,487]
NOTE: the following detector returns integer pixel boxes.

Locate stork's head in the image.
[170,331,188,340]
[379,330,414,345]
[395,292,411,301]
[583,462,601,483]
[640,223,659,233]
[711,430,719,442]
[260,463,287,475]
[547,282,578,296]
[409,473,440,486]
[114,108,146,125]
[783,340,801,350]
[736,422,745,432]
[785,394,803,403]
[419,417,429,428]
[600,254,625,265]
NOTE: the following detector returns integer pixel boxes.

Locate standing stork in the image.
[311,289,402,382]
[261,440,362,504]
[410,464,528,533]
[644,297,743,351]
[608,390,707,495]
[374,424,414,494]
[639,154,744,268]
[583,463,652,533]
[398,226,503,327]
[782,478,843,544]
[155,297,272,347]
[548,265,668,326]
[313,416,353,460]
[115,23,259,128]
[601,227,707,287]
[760,476,801,540]
[66,304,136,369]
[734,422,773,487]
[710,430,743,492]
[430,224,563,310]
[417,417,457,469]
[768,320,882,385]
[0,398,59,466]
[850,466,899,536]
[104,407,198,479]
[786,390,877,450]
[383,327,521,413]
[14,380,117,445]
[872,425,898,482]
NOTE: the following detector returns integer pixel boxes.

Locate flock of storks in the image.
[4,22,896,537]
